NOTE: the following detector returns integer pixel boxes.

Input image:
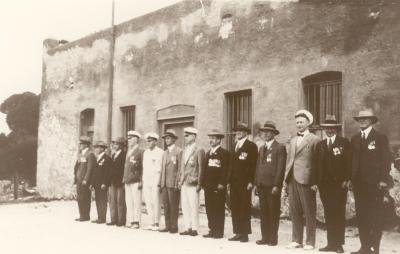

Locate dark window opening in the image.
[121,106,135,138]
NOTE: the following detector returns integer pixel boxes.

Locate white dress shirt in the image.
[210,145,221,154]
[143,146,164,187]
[167,144,176,153]
[235,137,247,151]
[265,139,275,150]
[361,126,372,139]
[296,129,310,147]
[326,135,336,146]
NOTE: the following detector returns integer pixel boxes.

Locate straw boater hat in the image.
[162,129,178,139]
[259,121,280,135]
[353,109,378,124]
[184,127,198,135]
[93,141,108,148]
[145,132,159,140]
[233,122,251,133]
[127,130,141,139]
[295,109,314,125]
[320,115,342,128]
[207,129,225,139]
[112,137,126,144]
[79,136,91,144]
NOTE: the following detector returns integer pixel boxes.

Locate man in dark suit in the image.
[159,129,182,234]
[317,115,351,253]
[285,110,321,250]
[74,136,96,222]
[350,110,391,254]
[254,121,287,246]
[107,137,127,227]
[228,122,258,243]
[90,141,112,224]
[201,129,229,239]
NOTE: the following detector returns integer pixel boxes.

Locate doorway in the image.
[159,119,194,149]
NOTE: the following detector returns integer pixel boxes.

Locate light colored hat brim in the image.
[353,116,378,123]
[162,133,178,139]
[259,127,280,134]
[207,133,225,138]
[320,123,342,128]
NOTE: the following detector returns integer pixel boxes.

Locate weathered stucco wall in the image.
[39,0,400,213]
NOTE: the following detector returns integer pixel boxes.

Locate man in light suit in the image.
[285,109,321,250]
[350,110,391,254]
[159,129,182,234]
[178,127,205,237]
[317,115,351,253]
[122,130,144,229]
[228,122,258,243]
[74,136,96,222]
[254,121,287,246]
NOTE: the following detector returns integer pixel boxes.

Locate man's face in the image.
[358,118,373,130]
[112,143,121,151]
[127,136,138,146]
[95,146,105,155]
[295,116,309,132]
[164,136,175,146]
[79,143,88,150]
[235,131,247,140]
[147,138,157,149]
[209,136,221,147]
[260,130,275,142]
[324,127,337,137]
[184,133,196,145]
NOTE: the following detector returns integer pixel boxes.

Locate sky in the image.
[0,0,181,134]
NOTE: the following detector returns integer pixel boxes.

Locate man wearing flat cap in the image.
[254,121,287,246]
[159,129,183,234]
[107,137,127,226]
[201,129,229,239]
[142,132,164,231]
[90,141,112,224]
[350,109,391,254]
[122,130,144,229]
[227,122,258,243]
[316,115,351,253]
[178,127,205,236]
[74,136,96,222]
[285,109,321,250]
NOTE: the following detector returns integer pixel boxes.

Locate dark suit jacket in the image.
[255,140,287,188]
[317,136,351,186]
[91,153,112,187]
[351,128,391,186]
[160,145,183,188]
[179,145,205,187]
[74,149,96,184]
[122,146,144,184]
[228,139,258,186]
[107,150,126,187]
[201,146,230,189]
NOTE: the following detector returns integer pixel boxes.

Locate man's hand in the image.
[101,184,106,190]
[342,181,349,189]
[217,184,224,191]
[247,183,253,191]
[378,182,388,190]
[196,185,202,193]
[271,186,280,195]
[310,185,318,192]
[82,180,87,186]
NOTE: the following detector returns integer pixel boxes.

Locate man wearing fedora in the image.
[107,137,127,226]
[201,129,230,239]
[90,141,112,224]
[74,136,96,222]
[254,121,287,246]
[178,127,205,236]
[227,122,258,243]
[350,109,391,254]
[142,132,164,231]
[317,115,351,253]
[285,109,321,250]
[122,130,144,229]
[159,129,182,234]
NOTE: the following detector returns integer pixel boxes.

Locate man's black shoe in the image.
[256,240,268,245]
[180,229,192,235]
[335,246,344,253]
[228,235,242,241]
[203,232,213,238]
[240,235,249,242]
[159,228,169,233]
[107,222,116,226]
[319,246,335,252]
[190,230,198,236]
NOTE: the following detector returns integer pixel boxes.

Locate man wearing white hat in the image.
[142,132,164,231]
[178,127,205,236]
[285,109,321,250]
[122,130,144,229]
[350,109,391,254]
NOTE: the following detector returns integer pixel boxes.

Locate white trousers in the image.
[181,185,199,231]
[143,185,161,224]
[125,183,142,224]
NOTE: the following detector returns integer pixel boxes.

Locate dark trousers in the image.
[204,188,226,236]
[162,187,180,232]
[288,177,316,246]
[230,183,252,235]
[108,185,126,225]
[77,182,91,220]
[319,182,347,247]
[353,182,385,253]
[94,186,108,222]
[259,186,281,244]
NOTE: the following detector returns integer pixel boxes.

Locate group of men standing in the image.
[73,108,391,254]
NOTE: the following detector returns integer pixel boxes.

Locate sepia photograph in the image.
[0,0,400,253]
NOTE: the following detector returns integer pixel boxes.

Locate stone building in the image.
[38,0,400,202]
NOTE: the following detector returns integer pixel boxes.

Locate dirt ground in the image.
[0,201,399,254]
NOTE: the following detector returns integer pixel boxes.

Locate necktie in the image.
[297,133,304,137]
[327,138,332,150]
[362,132,366,140]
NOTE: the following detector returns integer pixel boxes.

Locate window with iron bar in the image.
[120,106,135,138]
